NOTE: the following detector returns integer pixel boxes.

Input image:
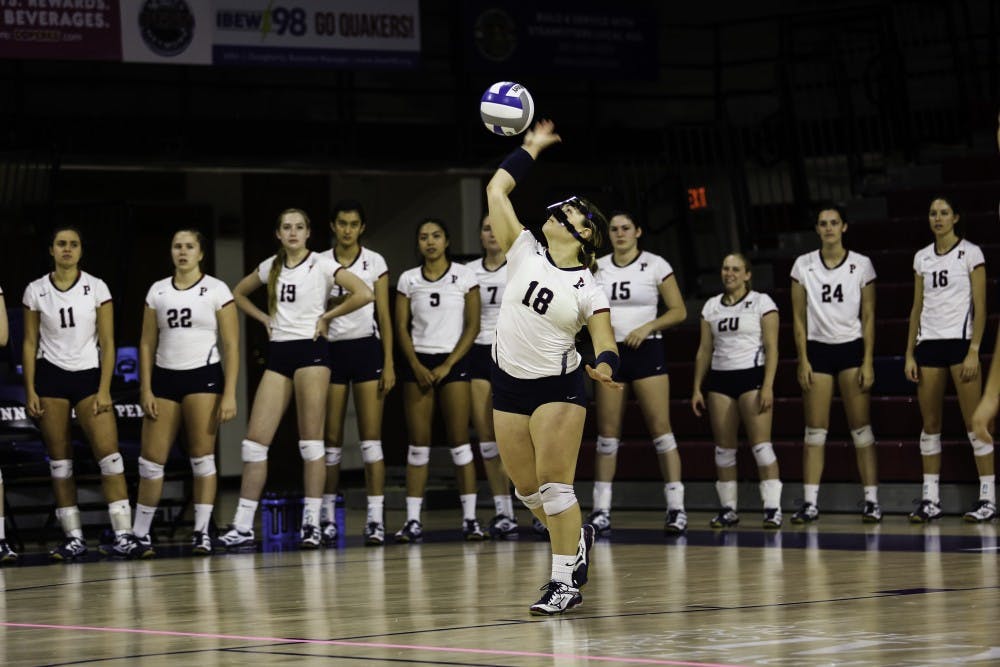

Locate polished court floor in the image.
[0,510,997,666]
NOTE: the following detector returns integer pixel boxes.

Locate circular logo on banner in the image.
[138,0,195,57]
[473,9,517,63]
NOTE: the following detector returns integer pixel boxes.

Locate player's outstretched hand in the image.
[586,363,623,389]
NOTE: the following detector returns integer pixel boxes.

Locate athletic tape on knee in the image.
[298,439,325,462]
[98,453,125,476]
[804,427,828,447]
[407,445,430,466]
[450,444,474,466]
[49,459,73,479]
[851,425,875,449]
[360,440,384,464]
[752,442,777,467]
[325,446,343,466]
[241,439,269,463]
[919,431,942,456]
[653,433,677,454]
[539,482,577,516]
[969,431,994,458]
[479,440,499,460]
[596,436,620,456]
[190,454,216,478]
[515,488,543,509]
[138,456,165,480]
[714,446,737,469]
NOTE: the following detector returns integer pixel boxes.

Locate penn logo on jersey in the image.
[83,286,90,295]
[849,264,856,273]
[451,275,458,283]
[640,262,648,271]
[200,287,208,296]
[574,277,585,289]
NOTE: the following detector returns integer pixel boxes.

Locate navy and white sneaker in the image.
[99,533,143,559]
[50,536,88,561]
[364,522,385,546]
[320,520,338,547]
[0,539,18,563]
[219,525,255,550]
[191,530,213,555]
[585,509,611,536]
[394,519,423,543]
[909,499,943,524]
[463,519,486,541]
[964,499,997,523]
[529,580,583,616]
[762,507,783,529]
[572,524,595,588]
[791,502,819,524]
[487,513,519,539]
[710,507,739,528]
[299,524,321,549]
[127,533,156,559]
[861,501,882,524]
[664,509,688,534]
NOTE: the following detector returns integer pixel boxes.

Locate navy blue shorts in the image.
[399,351,470,385]
[705,366,764,400]
[467,344,493,381]
[806,339,864,376]
[490,361,587,416]
[34,358,100,406]
[266,339,330,379]
[915,339,971,368]
[615,338,668,383]
[328,336,383,384]
[152,364,224,403]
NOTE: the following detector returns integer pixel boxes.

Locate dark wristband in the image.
[595,350,620,376]
[498,147,534,183]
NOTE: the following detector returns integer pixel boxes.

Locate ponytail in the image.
[267,247,286,315]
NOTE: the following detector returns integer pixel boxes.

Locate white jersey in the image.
[23,271,112,371]
[914,239,985,341]
[701,290,778,371]
[397,262,478,354]
[465,258,507,345]
[493,230,610,379]
[256,252,341,342]
[790,250,876,344]
[145,275,234,370]
[596,251,673,342]
[319,247,388,341]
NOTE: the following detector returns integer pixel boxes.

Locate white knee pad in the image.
[190,454,216,478]
[49,459,73,479]
[653,433,677,453]
[752,442,777,467]
[407,445,430,466]
[325,447,343,466]
[138,456,164,480]
[596,436,620,456]
[714,446,737,469]
[539,482,577,516]
[515,488,543,509]
[450,444,474,466]
[969,432,994,458]
[298,439,324,462]
[920,431,942,456]
[98,453,125,476]
[241,439,269,463]
[851,425,875,449]
[804,427,828,447]
[479,440,500,460]
[360,440,384,464]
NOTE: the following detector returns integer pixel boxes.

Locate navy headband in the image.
[546,196,595,253]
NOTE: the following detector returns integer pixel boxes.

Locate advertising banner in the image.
[212,0,420,69]
[464,1,658,80]
[120,0,213,64]
[0,0,122,61]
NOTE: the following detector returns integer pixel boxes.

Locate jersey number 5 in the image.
[522,281,554,314]
[166,308,193,328]
[821,283,844,303]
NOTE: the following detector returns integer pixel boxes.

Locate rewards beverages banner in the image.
[0,0,122,61]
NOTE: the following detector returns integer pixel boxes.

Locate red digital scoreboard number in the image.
[687,186,708,210]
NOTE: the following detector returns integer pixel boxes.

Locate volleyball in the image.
[480,81,535,136]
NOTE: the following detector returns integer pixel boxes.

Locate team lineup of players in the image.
[0,120,996,615]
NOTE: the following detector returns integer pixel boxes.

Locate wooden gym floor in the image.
[0,509,997,666]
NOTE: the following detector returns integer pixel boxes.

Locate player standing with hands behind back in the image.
[486,119,620,615]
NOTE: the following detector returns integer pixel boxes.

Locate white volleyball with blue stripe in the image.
[480,81,535,136]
